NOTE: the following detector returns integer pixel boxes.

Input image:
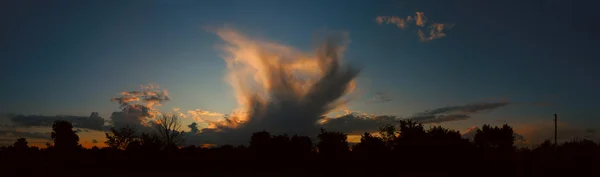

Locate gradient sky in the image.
[1,0,599,147]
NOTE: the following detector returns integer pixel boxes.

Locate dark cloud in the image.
[109,105,151,129]
[320,114,399,134]
[107,85,170,131]
[74,129,90,133]
[92,139,98,144]
[0,125,51,142]
[410,102,510,124]
[8,112,106,131]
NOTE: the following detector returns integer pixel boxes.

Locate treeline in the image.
[0,115,599,177]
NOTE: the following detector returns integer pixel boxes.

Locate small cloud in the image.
[92,139,98,144]
[415,12,427,27]
[369,92,392,103]
[376,12,452,42]
[418,23,447,42]
[376,16,413,29]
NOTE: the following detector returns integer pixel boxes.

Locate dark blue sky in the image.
[1,0,599,132]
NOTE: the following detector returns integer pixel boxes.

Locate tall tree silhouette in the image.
[105,125,137,150]
[154,114,183,148]
[51,120,80,151]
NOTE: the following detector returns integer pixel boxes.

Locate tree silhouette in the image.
[51,120,80,152]
[290,135,313,157]
[317,128,349,159]
[397,119,426,140]
[249,130,272,158]
[352,132,387,158]
[393,119,427,154]
[474,124,515,152]
[378,124,398,148]
[139,132,163,152]
[249,131,272,149]
[154,114,183,148]
[13,138,29,150]
[105,124,137,150]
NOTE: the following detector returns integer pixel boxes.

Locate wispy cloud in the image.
[317,101,509,136]
[376,12,452,42]
[187,109,225,123]
[409,101,510,124]
[376,16,413,29]
[369,91,392,103]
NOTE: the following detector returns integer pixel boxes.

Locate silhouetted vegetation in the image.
[1,119,599,177]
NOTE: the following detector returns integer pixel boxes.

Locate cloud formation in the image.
[376,12,452,42]
[109,84,170,129]
[409,101,510,124]
[185,27,359,145]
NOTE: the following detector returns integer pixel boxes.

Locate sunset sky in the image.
[1,0,599,148]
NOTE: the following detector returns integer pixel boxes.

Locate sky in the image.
[1,0,599,147]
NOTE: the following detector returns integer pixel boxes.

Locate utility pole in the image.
[554,113,558,146]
